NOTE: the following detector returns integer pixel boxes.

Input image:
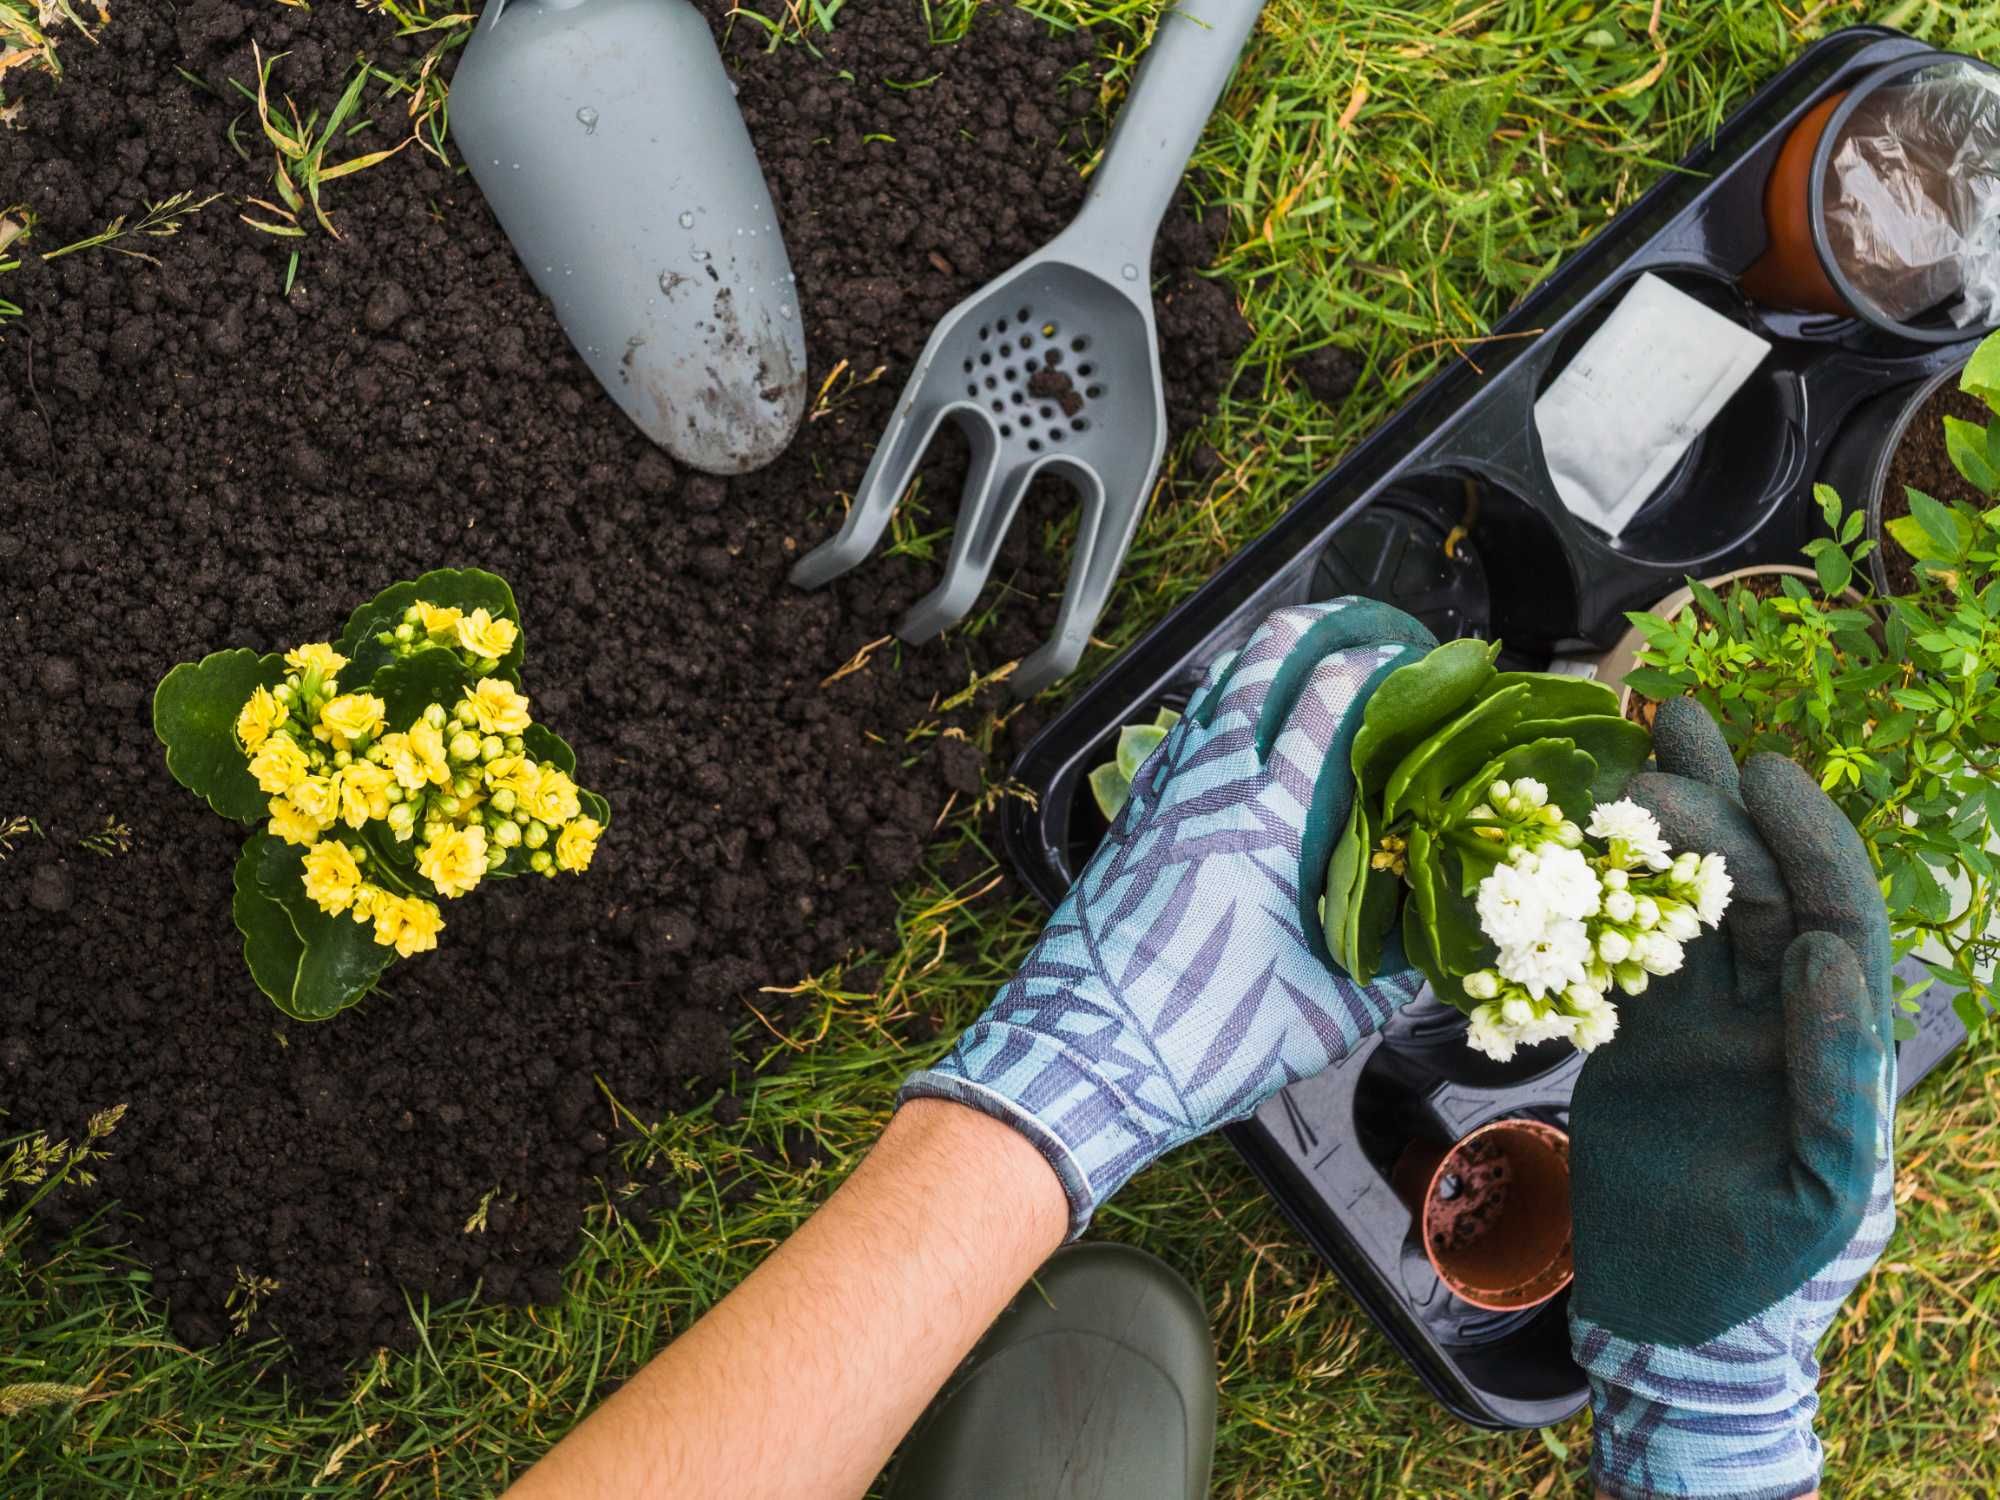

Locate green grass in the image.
[7,1,2000,1494]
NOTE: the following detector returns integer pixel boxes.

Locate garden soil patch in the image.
[0,0,1247,1381]
[1879,377,1991,594]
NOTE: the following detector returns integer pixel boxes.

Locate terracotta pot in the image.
[1741,51,2000,343]
[1392,1118,1573,1312]
[1741,91,1851,318]
[1595,564,1824,715]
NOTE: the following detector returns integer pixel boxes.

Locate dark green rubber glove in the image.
[1568,698,1896,1500]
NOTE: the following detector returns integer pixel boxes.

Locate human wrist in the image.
[880,1096,1069,1259]
[899,1019,1138,1239]
[1574,1315,1822,1500]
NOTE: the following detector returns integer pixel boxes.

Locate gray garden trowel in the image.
[450,0,807,475]
[789,0,1267,695]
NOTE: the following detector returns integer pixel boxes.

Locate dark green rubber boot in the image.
[886,1243,1216,1500]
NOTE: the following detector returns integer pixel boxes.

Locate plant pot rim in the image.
[1807,50,2000,346]
[1863,359,1975,595]
[1416,1117,1574,1312]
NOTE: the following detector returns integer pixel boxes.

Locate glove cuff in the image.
[1572,1313,1821,1500]
[900,1021,1160,1239]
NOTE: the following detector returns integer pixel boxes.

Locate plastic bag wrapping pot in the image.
[1745,51,2000,341]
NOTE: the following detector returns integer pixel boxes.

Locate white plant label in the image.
[1535,272,1771,539]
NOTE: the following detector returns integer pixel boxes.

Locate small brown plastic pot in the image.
[1741,90,1852,318]
[1742,51,2000,342]
[1392,1118,1573,1312]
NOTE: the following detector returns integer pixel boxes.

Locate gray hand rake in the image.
[790,0,1268,696]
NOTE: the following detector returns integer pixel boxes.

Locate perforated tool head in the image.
[788,0,1268,695]
[791,257,1165,697]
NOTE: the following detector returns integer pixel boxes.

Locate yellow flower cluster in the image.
[377,597,521,670]
[234,620,601,965]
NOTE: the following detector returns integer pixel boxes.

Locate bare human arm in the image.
[503,1098,1066,1500]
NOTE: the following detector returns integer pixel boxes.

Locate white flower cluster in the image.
[1461,784,1732,1062]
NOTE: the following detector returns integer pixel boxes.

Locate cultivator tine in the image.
[790,383,956,591]
[1014,466,1153,698]
[898,454,1052,644]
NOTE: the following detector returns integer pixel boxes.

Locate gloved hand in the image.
[902,600,1439,1236]
[1568,698,1896,1500]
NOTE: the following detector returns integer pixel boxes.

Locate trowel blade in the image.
[450,0,807,475]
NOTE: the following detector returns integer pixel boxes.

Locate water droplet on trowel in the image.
[691,249,711,263]
[576,106,599,134]
[679,211,696,229]
[778,304,794,321]
[1121,263,1139,281]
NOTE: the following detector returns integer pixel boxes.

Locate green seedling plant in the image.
[1087,707,1180,820]
[153,569,610,1022]
[1324,641,1731,1062]
[236,44,413,256]
[1628,332,2000,1042]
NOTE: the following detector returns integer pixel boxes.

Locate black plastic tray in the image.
[1000,26,1976,1430]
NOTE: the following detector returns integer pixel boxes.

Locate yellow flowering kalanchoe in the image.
[160,573,605,1022]
[214,593,603,1004]
[319,692,386,751]
[301,840,364,915]
[456,607,518,663]
[236,686,288,750]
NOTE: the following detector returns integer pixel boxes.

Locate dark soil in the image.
[1879,377,1991,595]
[1426,1136,1510,1252]
[0,0,1247,1382]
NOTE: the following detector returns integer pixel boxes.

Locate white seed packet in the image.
[1534,273,1771,539]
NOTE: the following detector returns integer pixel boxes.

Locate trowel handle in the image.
[1063,0,1267,269]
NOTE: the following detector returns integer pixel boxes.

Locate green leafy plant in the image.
[1323,640,1728,1061]
[1627,333,2000,1040]
[1087,707,1180,821]
[153,569,610,1023]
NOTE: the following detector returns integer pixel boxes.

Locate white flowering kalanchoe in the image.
[1461,794,1731,1061]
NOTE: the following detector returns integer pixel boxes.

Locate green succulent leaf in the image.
[523,722,577,775]
[1351,637,1499,794]
[1383,682,1532,821]
[1352,862,1400,981]
[1152,707,1182,732]
[579,789,612,829]
[1115,723,1169,783]
[369,649,478,732]
[1479,671,1620,717]
[1443,827,1509,896]
[1403,829,1481,1007]
[154,649,288,823]
[233,836,307,1005]
[336,568,525,685]
[1324,803,1371,979]
[252,834,393,1021]
[1444,737,1599,826]
[1088,763,1132,822]
[1511,714,1650,804]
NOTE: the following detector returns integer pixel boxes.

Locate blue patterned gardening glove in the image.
[902,600,1439,1235]
[1569,700,1896,1500]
